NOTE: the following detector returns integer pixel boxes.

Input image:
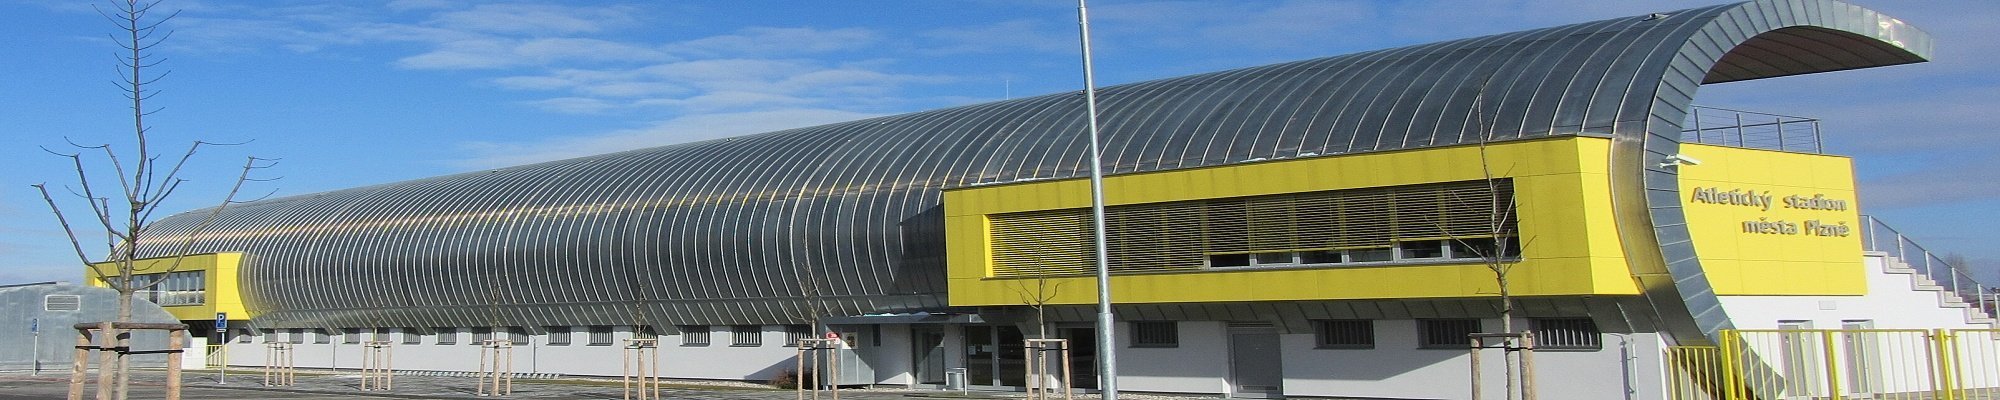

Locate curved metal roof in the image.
[134,0,1928,338]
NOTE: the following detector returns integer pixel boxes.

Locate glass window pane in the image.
[1349,248,1393,262]
[1301,250,1342,264]
[1401,240,1444,259]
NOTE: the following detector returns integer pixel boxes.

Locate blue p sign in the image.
[215,312,228,332]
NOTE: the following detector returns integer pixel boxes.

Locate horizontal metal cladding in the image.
[127,0,1931,330]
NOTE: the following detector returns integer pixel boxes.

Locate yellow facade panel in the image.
[1677,144,1865,296]
[85,252,249,321]
[944,137,1639,306]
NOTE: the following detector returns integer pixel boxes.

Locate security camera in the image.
[1659,154,1702,168]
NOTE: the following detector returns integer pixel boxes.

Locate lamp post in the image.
[1074,1,1118,398]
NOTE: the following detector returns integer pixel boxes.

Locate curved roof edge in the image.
[1618,0,1931,346]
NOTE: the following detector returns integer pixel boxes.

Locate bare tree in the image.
[1432,76,1532,400]
[32,1,270,397]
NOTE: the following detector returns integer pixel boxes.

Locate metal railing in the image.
[1668,329,2000,400]
[1681,106,1824,154]
[1860,215,1996,318]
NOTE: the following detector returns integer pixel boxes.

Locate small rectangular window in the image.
[588,326,614,346]
[261,329,277,344]
[401,328,422,345]
[1130,321,1178,348]
[1452,237,1521,260]
[434,328,457,345]
[546,326,572,346]
[1419,319,1480,349]
[508,327,530,345]
[287,329,304,344]
[313,329,331,344]
[1531,318,1601,350]
[1300,250,1343,264]
[680,325,710,346]
[633,326,658,340]
[373,327,391,342]
[343,328,363,344]
[1348,248,1394,262]
[237,329,255,343]
[1313,320,1374,349]
[1208,254,1250,268]
[732,325,763,347]
[785,325,811,347]
[1252,252,1296,266]
[471,327,493,344]
[1400,240,1445,259]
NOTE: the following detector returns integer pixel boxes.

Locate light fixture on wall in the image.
[1659,154,1702,168]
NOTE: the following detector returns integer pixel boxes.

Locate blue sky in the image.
[3,0,1997,285]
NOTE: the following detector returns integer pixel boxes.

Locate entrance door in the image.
[1059,327,1098,390]
[913,326,947,385]
[963,325,1027,388]
[1841,320,1879,395]
[1228,324,1283,398]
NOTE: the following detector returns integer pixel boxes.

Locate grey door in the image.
[1228,324,1283,398]
[913,326,946,385]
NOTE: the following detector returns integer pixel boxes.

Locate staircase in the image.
[1864,215,1999,327]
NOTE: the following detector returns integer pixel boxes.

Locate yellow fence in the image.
[1668,329,2000,400]
[205,344,226,368]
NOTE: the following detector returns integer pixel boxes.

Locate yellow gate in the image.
[1668,329,2000,400]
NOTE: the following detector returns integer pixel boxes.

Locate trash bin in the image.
[945,367,968,393]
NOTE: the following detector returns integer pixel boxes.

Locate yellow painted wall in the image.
[85,252,249,320]
[1677,144,1865,295]
[945,137,1638,306]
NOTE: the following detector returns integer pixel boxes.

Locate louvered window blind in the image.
[989,179,1516,278]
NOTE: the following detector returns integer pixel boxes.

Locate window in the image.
[401,328,422,345]
[1399,240,1445,259]
[633,326,658,340]
[546,326,572,346]
[434,328,457,345]
[587,326,614,346]
[1452,237,1521,260]
[1300,250,1343,264]
[1206,238,1518,270]
[44,294,81,311]
[237,329,254,343]
[1313,320,1374,349]
[1130,321,1178,348]
[1531,318,1601,350]
[785,325,811,347]
[508,327,530,345]
[732,325,763,347]
[471,327,493,344]
[313,329,331,344]
[344,328,364,344]
[680,325,710,346]
[373,327,391,342]
[1419,319,1481,349]
[260,329,276,343]
[990,179,1518,278]
[1348,248,1394,262]
[128,270,207,306]
[287,329,304,344]
[1207,253,1250,267]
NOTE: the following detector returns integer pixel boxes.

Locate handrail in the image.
[1860,215,1994,316]
[1681,105,1824,154]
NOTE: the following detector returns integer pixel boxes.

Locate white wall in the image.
[1720,253,1985,331]
[1115,321,1229,394]
[1273,319,1643,400]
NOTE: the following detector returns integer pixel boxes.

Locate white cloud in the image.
[919,20,1071,55]
[669,27,877,57]
[427,4,637,35]
[450,108,883,169]
[396,39,520,69]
